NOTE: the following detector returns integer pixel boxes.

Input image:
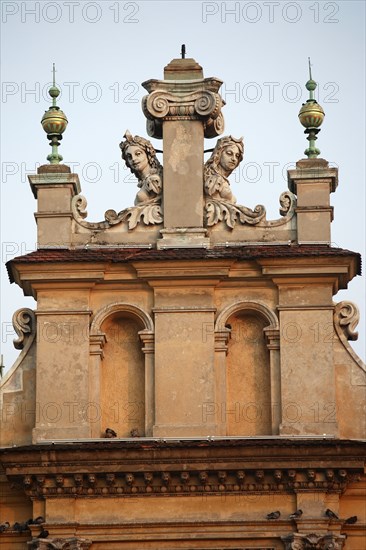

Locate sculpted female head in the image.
[206,135,244,177]
[120,130,161,180]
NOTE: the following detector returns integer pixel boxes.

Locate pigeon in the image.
[289,509,303,519]
[325,508,339,519]
[0,522,10,533]
[33,516,45,524]
[344,515,357,524]
[38,529,49,539]
[13,521,31,532]
[104,428,117,438]
[28,516,45,525]
[266,511,281,520]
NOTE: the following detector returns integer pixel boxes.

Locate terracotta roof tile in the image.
[6,245,361,283]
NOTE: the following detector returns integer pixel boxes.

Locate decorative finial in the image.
[181,44,186,59]
[298,58,325,158]
[0,354,4,378]
[308,57,312,80]
[41,64,68,164]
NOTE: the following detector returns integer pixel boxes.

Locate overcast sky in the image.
[1,0,365,370]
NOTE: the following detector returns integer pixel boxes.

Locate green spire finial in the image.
[298,59,325,158]
[40,64,68,164]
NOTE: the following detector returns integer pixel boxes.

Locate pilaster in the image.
[142,57,225,247]
[139,330,155,436]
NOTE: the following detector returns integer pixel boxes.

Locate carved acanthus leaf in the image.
[282,533,346,550]
[334,301,359,341]
[72,195,163,231]
[28,538,92,550]
[125,200,163,229]
[12,308,36,350]
[205,199,266,229]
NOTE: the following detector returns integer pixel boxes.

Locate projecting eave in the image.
[6,245,361,298]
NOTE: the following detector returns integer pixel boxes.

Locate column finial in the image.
[298,58,325,158]
[41,64,68,164]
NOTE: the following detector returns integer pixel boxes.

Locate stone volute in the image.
[142,56,225,246]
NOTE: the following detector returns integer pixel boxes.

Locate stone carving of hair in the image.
[204,135,244,179]
[119,129,162,179]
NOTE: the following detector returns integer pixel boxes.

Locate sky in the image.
[1,0,365,371]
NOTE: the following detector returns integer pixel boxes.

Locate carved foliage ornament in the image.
[28,538,92,550]
[203,136,296,229]
[282,533,346,550]
[72,131,163,230]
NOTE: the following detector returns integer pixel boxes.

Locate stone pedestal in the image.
[29,165,80,248]
[288,158,338,245]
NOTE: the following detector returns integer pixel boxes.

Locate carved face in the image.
[236,470,245,481]
[88,474,96,485]
[161,472,170,484]
[23,475,32,486]
[255,470,264,481]
[125,473,134,485]
[74,474,83,486]
[218,471,227,482]
[106,473,115,485]
[55,475,64,486]
[144,472,153,484]
[288,470,297,480]
[220,144,241,173]
[180,472,190,483]
[125,145,149,176]
[199,471,208,483]
[307,469,316,481]
[325,469,334,481]
[274,470,282,482]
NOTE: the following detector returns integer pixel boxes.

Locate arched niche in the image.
[90,303,154,438]
[215,302,279,436]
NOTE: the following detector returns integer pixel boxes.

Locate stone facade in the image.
[0,57,365,549]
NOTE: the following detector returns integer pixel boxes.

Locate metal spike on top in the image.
[298,58,325,158]
[41,64,68,164]
[181,44,186,59]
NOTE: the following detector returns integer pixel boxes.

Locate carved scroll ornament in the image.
[13,308,36,350]
[203,136,297,229]
[72,194,163,231]
[28,538,92,550]
[334,301,359,341]
[282,533,346,550]
[142,78,225,138]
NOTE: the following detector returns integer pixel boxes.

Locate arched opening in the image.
[100,312,145,437]
[225,311,271,436]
